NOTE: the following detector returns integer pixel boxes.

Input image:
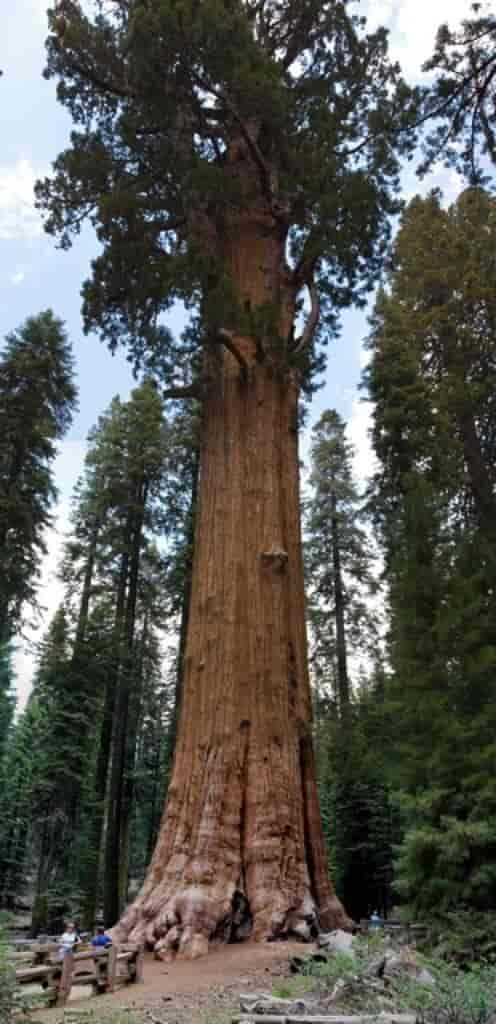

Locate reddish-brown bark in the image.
[113,139,348,958]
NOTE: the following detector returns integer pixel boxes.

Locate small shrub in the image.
[428,910,496,966]
[0,930,17,1024]
[390,954,496,1024]
[271,976,315,999]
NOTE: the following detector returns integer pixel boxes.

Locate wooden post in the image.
[94,951,107,994]
[56,953,74,1007]
[134,944,144,983]
[107,944,118,993]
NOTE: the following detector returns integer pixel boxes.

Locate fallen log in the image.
[233,1015,417,1024]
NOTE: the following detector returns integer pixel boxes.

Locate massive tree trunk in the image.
[114,144,347,956]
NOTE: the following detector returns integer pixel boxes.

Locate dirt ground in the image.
[35,940,305,1024]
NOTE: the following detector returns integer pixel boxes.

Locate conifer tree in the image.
[28,605,90,932]
[365,186,496,917]
[0,642,15,766]
[36,0,417,951]
[305,409,379,714]
[305,410,392,920]
[0,697,45,909]
[58,382,171,925]
[0,311,77,640]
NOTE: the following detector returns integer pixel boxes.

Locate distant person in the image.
[370,910,381,929]
[59,922,80,958]
[91,925,112,948]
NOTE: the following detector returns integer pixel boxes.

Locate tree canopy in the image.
[37,0,417,381]
[421,3,496,182]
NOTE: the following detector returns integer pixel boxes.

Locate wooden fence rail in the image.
[14,943,144,1007]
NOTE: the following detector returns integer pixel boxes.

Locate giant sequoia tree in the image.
[37,0,415,956]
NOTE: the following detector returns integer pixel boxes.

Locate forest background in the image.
[0,0,495,958]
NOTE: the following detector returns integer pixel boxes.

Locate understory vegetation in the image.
[273,937,496,1024]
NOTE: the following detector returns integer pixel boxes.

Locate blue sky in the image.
[0,0,470,703]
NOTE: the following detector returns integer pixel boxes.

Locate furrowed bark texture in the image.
[114,142,347,956]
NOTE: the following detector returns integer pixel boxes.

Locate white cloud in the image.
[364,0,474,81]
[0,159,43,241]
[392,0,472,79]
[364,0,397,34]
[32,0,49,23]
[347,395,377,489]
[10,266,26,286]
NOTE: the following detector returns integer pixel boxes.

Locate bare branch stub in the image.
[162,382,205,401]
[291,281,320,354]
[215,329,249,379]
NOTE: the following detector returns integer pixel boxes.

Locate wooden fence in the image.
[357,921,429,943]
[13,942,144,1007]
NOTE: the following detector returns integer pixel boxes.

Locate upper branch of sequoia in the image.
[38,0,418,376]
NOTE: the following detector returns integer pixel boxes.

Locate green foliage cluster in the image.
[390,956,496,1024]
[0,381,198,931]
[421,5,496,182]
[364,187,496,920]
[35,0,418,387]
[305,410,395,921]
[0,311,77,640]
[0,931,16,1024]
[275,941,496,1024]
[426,909,496,967]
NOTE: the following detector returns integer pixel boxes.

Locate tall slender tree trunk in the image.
[331,493,350,715]
[83,545,130,929]
[457,409,495,541]
[165,447,199,769]
[118,610,149,909]
[73,515,101,654]
[105,490,146,924]
[114,155,347,956]
[145,729,166,865]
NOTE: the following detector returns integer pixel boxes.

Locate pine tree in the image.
[59,382,171,926]
[305,410,392,921]
[365,186,496,918]
[27,605,92,932]
[101,382,170,924]
[0,642,15,766]
[0,697,45,909]
[36,0,418,952]
[0,311,77,639]
[305,409,380,714]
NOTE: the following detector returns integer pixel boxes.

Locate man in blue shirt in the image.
[91,926,112,948]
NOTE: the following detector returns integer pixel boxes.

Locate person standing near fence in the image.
[58,922,80,959]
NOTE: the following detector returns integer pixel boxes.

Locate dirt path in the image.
[35,940,304,1023]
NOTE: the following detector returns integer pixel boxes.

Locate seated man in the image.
[90,925,112,948]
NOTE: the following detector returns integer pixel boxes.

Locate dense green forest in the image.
[0,0,495,956]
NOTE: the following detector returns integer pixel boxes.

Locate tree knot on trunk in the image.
[261,547,288,572]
